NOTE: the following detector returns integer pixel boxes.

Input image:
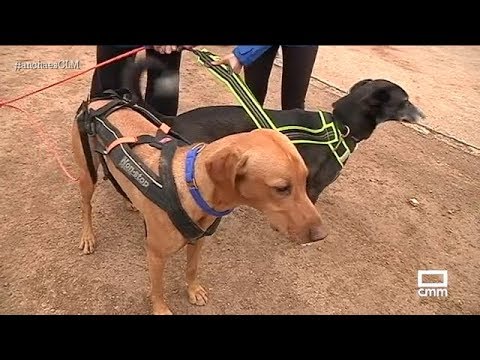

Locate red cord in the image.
[0,46,146,182]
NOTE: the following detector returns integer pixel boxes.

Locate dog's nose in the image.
[309,225,328,242]
[410,104,426,122]
[417,108,426,120]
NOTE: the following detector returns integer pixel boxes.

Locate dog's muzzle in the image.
[309,225,329,242]
[401,103,426,123]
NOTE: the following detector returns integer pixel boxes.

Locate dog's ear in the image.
[332,79,374,108]
[349,79,373,93]
[205,148,249,194]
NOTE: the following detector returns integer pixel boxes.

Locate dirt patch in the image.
[0,46,478,314]
[313,46,480,149]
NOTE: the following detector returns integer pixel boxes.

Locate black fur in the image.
[123,58,425,204]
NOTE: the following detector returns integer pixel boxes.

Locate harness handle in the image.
[105,136,138,154]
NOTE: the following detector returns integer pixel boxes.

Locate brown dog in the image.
[71,98,326,315]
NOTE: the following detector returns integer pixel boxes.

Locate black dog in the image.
[124,58,425,240]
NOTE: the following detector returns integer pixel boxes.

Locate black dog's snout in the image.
[411,105,426,122]
[417,108,426,119]
[403,102,426,123]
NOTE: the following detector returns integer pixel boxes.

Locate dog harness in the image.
[75,89,224,243]
[192,48,355,168]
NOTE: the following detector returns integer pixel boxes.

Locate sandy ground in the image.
[0,45,478,315]
[311,46,480,148]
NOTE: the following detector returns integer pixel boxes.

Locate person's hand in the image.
[211,52,243,74]
[153,45,180,54]
[178,45,196,51]
[153,45,196,54]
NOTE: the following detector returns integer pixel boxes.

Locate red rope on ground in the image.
[0,46,146,182]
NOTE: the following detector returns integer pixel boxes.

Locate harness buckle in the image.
[186,178,199,189]
[121,91,134,103]
[341,125,351,138]
[93,147,107,156]
[87,120,96,136]
[192,143,206,152]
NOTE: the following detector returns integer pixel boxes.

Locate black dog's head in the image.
[332,79,425,141]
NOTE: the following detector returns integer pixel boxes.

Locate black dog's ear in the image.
[349,79,373,93]
[332,79,374,108]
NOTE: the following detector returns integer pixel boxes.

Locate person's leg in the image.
[244,46,279,106]
[144,48,182,116]
[280,46,319,110]
[89,46,135,98]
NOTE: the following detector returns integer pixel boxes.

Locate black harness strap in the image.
[94,116,169,207]
[76,90,221,242]
[84,89,166,203]
[88,97,133,201]
[97,152,131,202]
[159,142,221,239]
[75,101,98,184]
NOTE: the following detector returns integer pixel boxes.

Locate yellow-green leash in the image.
[190,48,353,168]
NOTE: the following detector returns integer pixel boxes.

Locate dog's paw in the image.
[153,308,173,315]
[125,200,138,212]
[187,284,208,306]
[152,301,173,315]
[79,232,95,255]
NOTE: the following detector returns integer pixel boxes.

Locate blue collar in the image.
[185,143,233,218]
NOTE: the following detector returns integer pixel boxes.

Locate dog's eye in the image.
[274,184,292,196]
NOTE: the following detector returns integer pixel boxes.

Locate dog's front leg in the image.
[146,247,172,315]
[186,238,208,306]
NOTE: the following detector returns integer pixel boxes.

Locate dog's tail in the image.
[122,57,162,103]
[122,57,179,126]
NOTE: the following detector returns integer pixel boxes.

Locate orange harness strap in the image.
[159,123,171,135]
[105,136,138,154]
[104,123,172,154]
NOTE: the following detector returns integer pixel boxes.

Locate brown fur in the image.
[71,100,325,314]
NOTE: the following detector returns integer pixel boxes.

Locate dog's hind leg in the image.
[124,199,139,212]
[77,171,97,254]
[72,124,99,255]
[186,238,208,306]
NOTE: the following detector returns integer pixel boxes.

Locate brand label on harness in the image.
[119,156,150,188]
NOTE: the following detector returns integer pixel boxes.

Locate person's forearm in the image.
[233,46,272,66]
